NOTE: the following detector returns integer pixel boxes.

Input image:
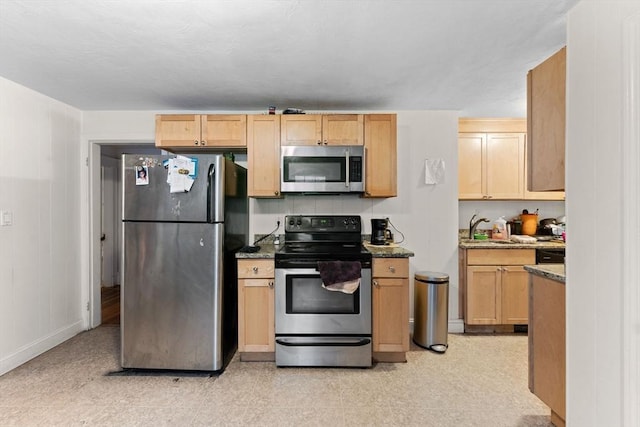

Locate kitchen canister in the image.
[521,214,538,236]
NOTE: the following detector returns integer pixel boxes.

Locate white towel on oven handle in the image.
[322,278,361,294]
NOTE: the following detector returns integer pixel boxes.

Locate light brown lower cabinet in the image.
[237,259,275,361]
[529,274,566,426]
[237,256,411,363]
[462,249,535,328]
[372,258,409,362]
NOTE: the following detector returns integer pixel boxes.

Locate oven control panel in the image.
[284,215,361,233]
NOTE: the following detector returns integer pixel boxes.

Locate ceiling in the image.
[0,0,579,117]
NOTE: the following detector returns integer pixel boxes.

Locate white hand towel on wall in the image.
[425,158,445,184]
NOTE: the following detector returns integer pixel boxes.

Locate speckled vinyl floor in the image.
[0,326,552,426]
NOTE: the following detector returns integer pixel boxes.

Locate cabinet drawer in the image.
[373,258,409,278]
[238,259,275,279]
[466,249,535,266]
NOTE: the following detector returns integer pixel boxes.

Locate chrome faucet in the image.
[469,214,490,239]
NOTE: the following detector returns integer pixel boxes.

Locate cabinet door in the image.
[527,47,566,192]
[363,114,397,198]
[500,266,529,324]
[523,136,565,200]
[280,115,322,145]
[238,278,274,352]
[466,266,500,325]
[485,133,525,199]
[524,189,565,201]
[155,114,202,148]
[372,257,409,278]
[466,248,535,266]
[372,277,409,352]
[322,114,364,145]
[247,115,282,198]
[530,275,566,419]
[238,259,275,279]
[202,115,247,147]
[458,133,485,199]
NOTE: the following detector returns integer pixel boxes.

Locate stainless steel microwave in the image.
[280,145,365,193]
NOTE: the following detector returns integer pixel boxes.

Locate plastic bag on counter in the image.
[491,216,509,240]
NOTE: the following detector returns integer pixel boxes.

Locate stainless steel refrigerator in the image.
[121,154,248,371]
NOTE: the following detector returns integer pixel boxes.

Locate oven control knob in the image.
[289,219,295,226]
[296,218,302,226]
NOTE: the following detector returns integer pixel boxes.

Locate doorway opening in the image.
[94,142,161,326]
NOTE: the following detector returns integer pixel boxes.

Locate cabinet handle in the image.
[274,191,279,196]
[503,267,509,272]
[389,266,396,273]
[323,140,328,145]
[317,140,322,145]
[194,140,199,146]
[201,140,206,146]
[252,266,258,273]
[373,280,379,287]
[268,281,274,288]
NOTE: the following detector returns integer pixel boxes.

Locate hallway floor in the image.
[0,326,552,426]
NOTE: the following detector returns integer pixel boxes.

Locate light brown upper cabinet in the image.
[459,118,564,201]
[247,115,281,198]
[458,130,525,200]
[527,47,566,191]
[280,114,364,146]
[155,114,247,149]
[364,114,397,198]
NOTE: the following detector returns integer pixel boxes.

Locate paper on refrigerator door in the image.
[166,155,197,193]
[425,158,445,184]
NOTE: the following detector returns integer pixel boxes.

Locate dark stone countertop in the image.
[524,264,566,283]
[235,243,414,259]
[235,244,279,259]
[459,239,565,250]
[362,242,414,258]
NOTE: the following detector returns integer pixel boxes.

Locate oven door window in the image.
[286,274,359,314]
[282,157,345,183]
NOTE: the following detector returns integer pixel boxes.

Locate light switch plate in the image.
[0,210,13,226]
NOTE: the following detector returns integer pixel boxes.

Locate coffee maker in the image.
[371,218,390,245]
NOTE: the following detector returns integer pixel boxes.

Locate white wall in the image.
[81,110,463,329]
[566,1,640,425]
[0,77,83,375]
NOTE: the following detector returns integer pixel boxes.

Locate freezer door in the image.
[122,154,225,223]
[121,221,228,371]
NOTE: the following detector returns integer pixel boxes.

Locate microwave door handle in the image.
[345,149,350,188]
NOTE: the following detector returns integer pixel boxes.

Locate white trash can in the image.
[413,271,449,353]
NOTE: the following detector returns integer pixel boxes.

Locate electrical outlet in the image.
[0,210,13,226]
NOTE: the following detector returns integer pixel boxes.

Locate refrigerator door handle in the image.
[207,163,215,223]
[207,157,226,223]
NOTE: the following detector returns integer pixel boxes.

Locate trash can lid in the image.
[415,271,449,283]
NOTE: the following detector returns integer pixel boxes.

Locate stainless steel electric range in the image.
[274,215,373,367]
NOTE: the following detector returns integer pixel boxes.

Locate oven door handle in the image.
[275,337,371,347]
